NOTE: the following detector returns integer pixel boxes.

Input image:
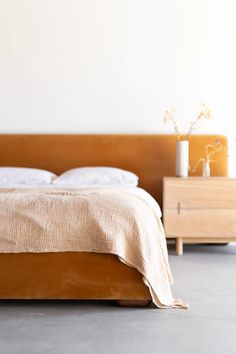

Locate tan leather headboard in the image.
[0,134,228,205]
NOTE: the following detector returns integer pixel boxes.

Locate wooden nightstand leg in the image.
[176,238,183,255]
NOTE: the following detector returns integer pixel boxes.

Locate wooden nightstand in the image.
[163,177,236,255]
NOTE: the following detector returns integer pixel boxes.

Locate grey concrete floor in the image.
[0,244,236,354]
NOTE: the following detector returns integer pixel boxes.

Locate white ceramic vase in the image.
[176,140,189,177]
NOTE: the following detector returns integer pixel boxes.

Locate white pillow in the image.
[53,167,139,187]
[0,167,57,185]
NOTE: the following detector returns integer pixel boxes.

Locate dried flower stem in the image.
[191,141,227,172]
[162,104,212,140]
[163,109,181,141]
[205,143,225,161]
[186,115,203,138]
[191,158,206,172]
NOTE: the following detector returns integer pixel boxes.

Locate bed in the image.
[0,134,228,306]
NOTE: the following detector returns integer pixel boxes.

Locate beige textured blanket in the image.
[0,187,187,309]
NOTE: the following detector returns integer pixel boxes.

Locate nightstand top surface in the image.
[163,176,233,181]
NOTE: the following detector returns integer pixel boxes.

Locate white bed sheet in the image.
[0,184,162,217]
[0,183,137,189]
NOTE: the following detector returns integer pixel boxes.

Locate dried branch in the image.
[190,140,228,173]
[163,103,213,140]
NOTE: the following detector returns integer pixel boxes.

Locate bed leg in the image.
[176,238,183,256]
[115,300,151,307]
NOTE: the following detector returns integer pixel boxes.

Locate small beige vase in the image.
[202,160,211,177]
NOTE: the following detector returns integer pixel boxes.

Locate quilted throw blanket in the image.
[0,187,187,309]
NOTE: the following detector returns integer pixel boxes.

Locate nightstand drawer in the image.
[165,208,236,238]
[164,178,236,209]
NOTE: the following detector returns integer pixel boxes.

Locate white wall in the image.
[0,0,236,173]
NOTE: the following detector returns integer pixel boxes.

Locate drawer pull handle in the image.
[177,202,181,214]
